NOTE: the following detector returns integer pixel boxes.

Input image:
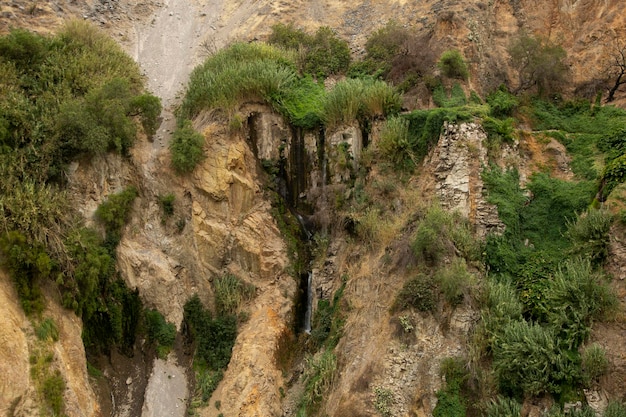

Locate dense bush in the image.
[393,274,436,312]
[434,258,474,307]
[433,357,468,417]
[299,351,337,415]
[146,309,176,357]
[492,320,579,396]
[438,50,469,80]
[605,401,626,417]
[268,24,350,78]
[170,121,205,173]
[95,186,138,245]
[566,209,613,265]
[184,294,237,371]
[487,87,519,118]
[0,230,49,314]
[541,259,616,349]
[42,370,66,416]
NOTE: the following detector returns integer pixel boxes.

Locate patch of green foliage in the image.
[36,318,60,342]
[581,343,609,386]
[213,274,256,316]
[566,209,614,265]
[373,386,394,417]
[268,24,350,78]
[378,116,415,171]
[432,83,467,107]
[0,231,50,315]
[432,357,468,417]
[272,76,325,129]
[42,370,66,416]
[605,401,626,417]
[145,309,176,358]
[322,78,400,129]
[438,50,469,80]
[492,320,579,397]
[170,120,205,173]
[297,350,337,416]
[159,193,176,217]
[180,42,297,119]
[310,281,346,350]
[487,87,519,118]
[434,258,474,307]
[480,163,619,400]
[95,186,138,247]
[403,107,474,161]
[485,396,522,417]
[184,295,237,404]
[392,274,436,312]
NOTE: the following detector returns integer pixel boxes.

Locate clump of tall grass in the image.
[322,78,400,130]
[180,43,297,119]
[378,116,415,170]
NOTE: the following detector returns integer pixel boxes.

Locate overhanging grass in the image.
[180,43,298,119]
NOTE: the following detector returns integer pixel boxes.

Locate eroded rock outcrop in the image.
[427,122,504,237]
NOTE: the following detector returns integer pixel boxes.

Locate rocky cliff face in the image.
[3,0,626,416]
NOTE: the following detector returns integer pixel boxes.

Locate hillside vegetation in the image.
[2,14,626,417]
[173,23,626,417]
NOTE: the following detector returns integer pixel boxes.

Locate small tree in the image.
[605,42,626,103]
[438,50,469,80]
[509,34,569,96]
[169,120,205,174]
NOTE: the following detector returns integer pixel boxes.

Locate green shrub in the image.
[485,396,522,417]
[482,278,523,335]
[581,343,609,385]
[600,154,626,200]
[492,320,579,396]
[433,358,467,417]
[393,274,436,312]
[0,231,50,315]
[145,309,176,357]
[36,318,60,342]
[322,78,363,128]
[566,209,613,265]
[360,79,401,119]
[180,42,297,118]
[272,76,324,129]
[434,258,474,306]
[268,24,350,78]
[438,50,469,80]
[487,87,519,118]
[95,186,138,244]
[213,274,256,316]
[304,27,351,78]
[159,193,176,217]
[542,259,617,349]
[170,121,205,173]
[183,295,237,370]
[42,370,65,415]
[310,283,345,350]
[131,94,162,138]
[412,206,451,265]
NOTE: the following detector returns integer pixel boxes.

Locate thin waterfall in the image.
[304,271,313,334]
